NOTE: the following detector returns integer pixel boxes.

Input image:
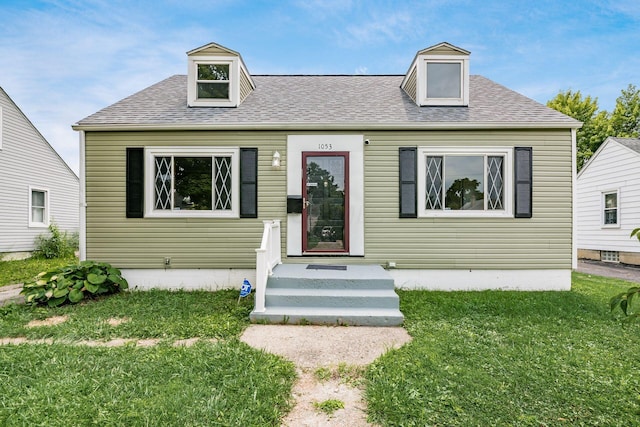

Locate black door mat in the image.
[306,264,347,271]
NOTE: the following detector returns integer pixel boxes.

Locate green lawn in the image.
[0,290,296,426]
[1,270,639,426]
[366,272,640,426]
[0,255,77,288]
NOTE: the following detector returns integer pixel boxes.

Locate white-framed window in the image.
[196,63,230,100]
[29,187,49,227]
[418,56,469,106]
[417,147,513,217]
[144,147,239,218]
[187,57,238,107]
[602,190,620,227]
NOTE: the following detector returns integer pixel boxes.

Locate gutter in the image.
[72,121,583,132]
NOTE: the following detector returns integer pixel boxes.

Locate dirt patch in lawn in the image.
[26,315,68,328]
[240,325,411,426]
[106,317,130,327]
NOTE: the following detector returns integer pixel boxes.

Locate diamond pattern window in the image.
[421,149,510,216]
[147,147,238,218]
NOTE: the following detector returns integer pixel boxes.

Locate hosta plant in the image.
[21,261,128,307]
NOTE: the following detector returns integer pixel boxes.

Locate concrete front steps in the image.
[250,264,404,326]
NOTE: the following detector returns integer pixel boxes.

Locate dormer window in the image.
[196,63,231,100]
[187,42,255,108]
[402,42,470,107]
[426,62,462,99]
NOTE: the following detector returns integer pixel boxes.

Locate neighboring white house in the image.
[577,137,640,265]
[0,86,79,259]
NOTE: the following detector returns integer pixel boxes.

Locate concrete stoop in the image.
[250,264,404,326]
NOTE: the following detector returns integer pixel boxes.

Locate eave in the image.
[72,121,582,132]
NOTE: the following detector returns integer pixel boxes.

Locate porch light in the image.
[272,150,281,168]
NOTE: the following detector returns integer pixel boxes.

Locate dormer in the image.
[401,42,470,107]
[187,42,255,107]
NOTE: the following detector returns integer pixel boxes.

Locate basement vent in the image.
[306,264,347,271]
[601,251,619,263]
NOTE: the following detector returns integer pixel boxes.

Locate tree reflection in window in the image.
[174,157,212,210]
[426,154,505,211]
[306,159,345,244]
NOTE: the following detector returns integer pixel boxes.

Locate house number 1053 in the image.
[318,143,333,150]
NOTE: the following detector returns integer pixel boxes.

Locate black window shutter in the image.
[514,147,533,218]
[126,147,144,218]
[240,148,258,218]
[399,147,417,218]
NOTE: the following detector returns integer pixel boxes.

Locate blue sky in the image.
[1,0,638,174]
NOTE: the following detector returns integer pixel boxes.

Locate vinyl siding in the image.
[0,89,79,254]
[402,67,417,103]
[86,129,572,270]
[85,131,286,268]
[192,45,237,56]
[425,45,468,55]
[295,129,573,269]
[240,69,253,102]
[576,140,640,253]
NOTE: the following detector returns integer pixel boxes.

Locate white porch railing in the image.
[254,220,282,313]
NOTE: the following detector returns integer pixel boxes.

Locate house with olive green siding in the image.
[73,41,581,297]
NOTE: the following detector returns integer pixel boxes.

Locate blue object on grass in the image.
[239,278,252,297]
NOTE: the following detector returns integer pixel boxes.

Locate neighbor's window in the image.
[29,188,48,227]
[419,148,512,217]
[603,191,619,226]
[145,147,239,218]
[196,63,230,100]
[426,62,461,99]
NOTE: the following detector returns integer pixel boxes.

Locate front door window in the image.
[303,153,349,252]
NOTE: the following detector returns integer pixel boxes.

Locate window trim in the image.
[601,189,620,228]
[187,56,239,107]
[29,186,49,228]
[144,146,240,218]
[417,147,513,218]
[418,56,469,106]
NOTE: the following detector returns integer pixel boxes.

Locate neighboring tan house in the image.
[577,137,640,265]
[0,86,79,259]
[73,41,580,323]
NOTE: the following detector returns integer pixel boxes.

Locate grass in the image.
[0,255,77,288]
[0,342,295,426]
[0,290,254,340]
[365,272,640,426]
[0,290,296,426]
[2,269,640,425]
[314,363,365,387]
[313,399,345,415]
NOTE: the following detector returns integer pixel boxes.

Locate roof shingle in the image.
[75,74,580,129]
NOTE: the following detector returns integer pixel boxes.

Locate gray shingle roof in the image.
[75,75,580,129]
[611,137,640,154]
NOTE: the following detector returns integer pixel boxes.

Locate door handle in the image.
[303,198,311,209]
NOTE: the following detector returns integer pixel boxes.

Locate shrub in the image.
[33,223,78,259]
[21,261,128,307]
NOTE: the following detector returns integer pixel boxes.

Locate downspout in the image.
[79,130,87,261]
[571,128,577,271]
